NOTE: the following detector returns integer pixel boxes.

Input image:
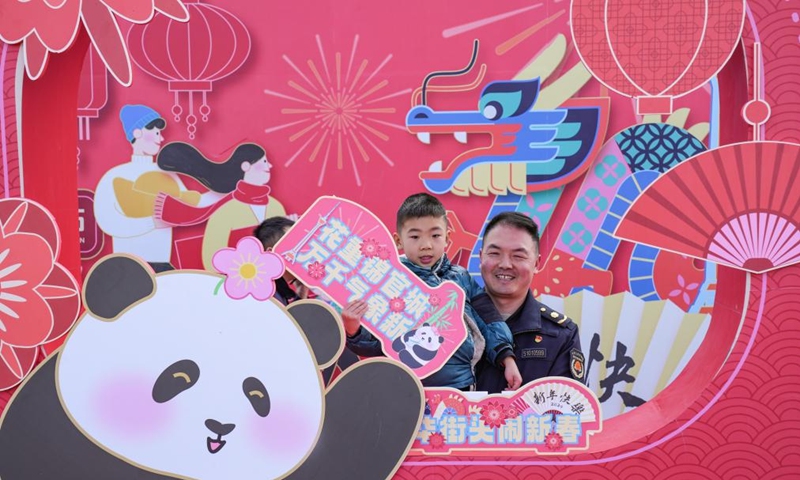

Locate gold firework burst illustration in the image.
[264,35,409,186]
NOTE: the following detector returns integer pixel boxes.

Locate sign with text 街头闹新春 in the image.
[412,378,602,455]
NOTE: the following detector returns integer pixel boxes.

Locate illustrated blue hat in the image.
[119,105,162,142]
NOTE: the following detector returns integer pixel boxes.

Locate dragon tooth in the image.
[428,160,443,172]
[454,132,467,144]
[416,132,431,144]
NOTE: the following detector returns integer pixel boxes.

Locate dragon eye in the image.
[482,102,502,120]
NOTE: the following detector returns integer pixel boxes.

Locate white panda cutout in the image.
[56,268,326,480]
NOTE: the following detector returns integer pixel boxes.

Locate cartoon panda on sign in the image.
[392,323,444,370]
[0,255,423,480]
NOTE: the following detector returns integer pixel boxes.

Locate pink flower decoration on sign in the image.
[428,293,441,307]
[389,297,406,313]
[360,238,380,258]
[545,432,564,451]
[307,261,326,280]
[376,245,391,261]
[212,237,284,301]
[504,405,520,420]
[429,432,445,450]
[479,401,508,429]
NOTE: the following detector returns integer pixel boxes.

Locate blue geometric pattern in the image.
[584,170,659,272]
[615,123,706,173]
[628,244,661,301]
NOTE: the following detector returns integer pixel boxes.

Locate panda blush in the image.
[247,402,320,458]
[94,373,172,439]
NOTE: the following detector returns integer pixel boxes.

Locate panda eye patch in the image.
[243,377,270,417]
[152,360,200,403]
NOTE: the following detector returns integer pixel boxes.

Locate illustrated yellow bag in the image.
[113,171,200,218]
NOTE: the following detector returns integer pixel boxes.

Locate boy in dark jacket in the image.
[343,193,522,391]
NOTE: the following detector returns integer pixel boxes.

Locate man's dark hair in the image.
[396,193,447,232]
[130,118,166,144]
[483,212,540,248]
[254,216,295,249]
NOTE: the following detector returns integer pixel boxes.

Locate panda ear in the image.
[83,255,156,321]
[287,300,344,369]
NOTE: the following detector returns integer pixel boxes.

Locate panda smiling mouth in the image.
[204,419,235,454]
[207,434,227,454]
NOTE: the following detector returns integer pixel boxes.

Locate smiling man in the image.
[475,212,585,393]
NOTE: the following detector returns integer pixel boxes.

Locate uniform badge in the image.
[534,335,543,343]
[520,348,547,359]
[570,349,585,380]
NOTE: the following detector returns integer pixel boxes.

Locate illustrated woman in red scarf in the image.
[154,143,287,270]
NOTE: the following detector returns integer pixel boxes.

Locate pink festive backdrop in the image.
[0,0,798,478]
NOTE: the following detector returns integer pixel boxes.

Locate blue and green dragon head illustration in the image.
[406,45,608,194]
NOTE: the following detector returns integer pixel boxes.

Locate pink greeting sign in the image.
[412,378,602,455]
[273,196,468,379]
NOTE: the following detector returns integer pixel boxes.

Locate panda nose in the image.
[205,418,236,436]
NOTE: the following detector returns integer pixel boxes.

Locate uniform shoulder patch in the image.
[540,304,572,328]
[570,349,585,381]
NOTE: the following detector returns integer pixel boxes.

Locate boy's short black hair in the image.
[483,211,540,249]
[396,193,447,232]
[253,216,295,249]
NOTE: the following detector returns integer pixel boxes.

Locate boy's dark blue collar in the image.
[400,254,452,276]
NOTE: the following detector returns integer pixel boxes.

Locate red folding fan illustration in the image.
[614,141,800,274]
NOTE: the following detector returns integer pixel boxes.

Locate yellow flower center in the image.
[239,262,258,280]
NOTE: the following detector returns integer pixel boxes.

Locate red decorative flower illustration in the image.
[307,261,326,280]
[0,199,80,391]
[0,0,189,85]
[428,432,446,450]
[428,293,441,307]
[389,297,406,313]
[479,401,508,429]
[545,432,564,451]
[376,245,391,261]
[505,405,520,420]
[360,238,380,258]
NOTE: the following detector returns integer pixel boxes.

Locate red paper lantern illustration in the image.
[127,0,251,139]
[570,0,745,114]
[76,46,108,141]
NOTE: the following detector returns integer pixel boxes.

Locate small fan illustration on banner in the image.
[509,382,597,425]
